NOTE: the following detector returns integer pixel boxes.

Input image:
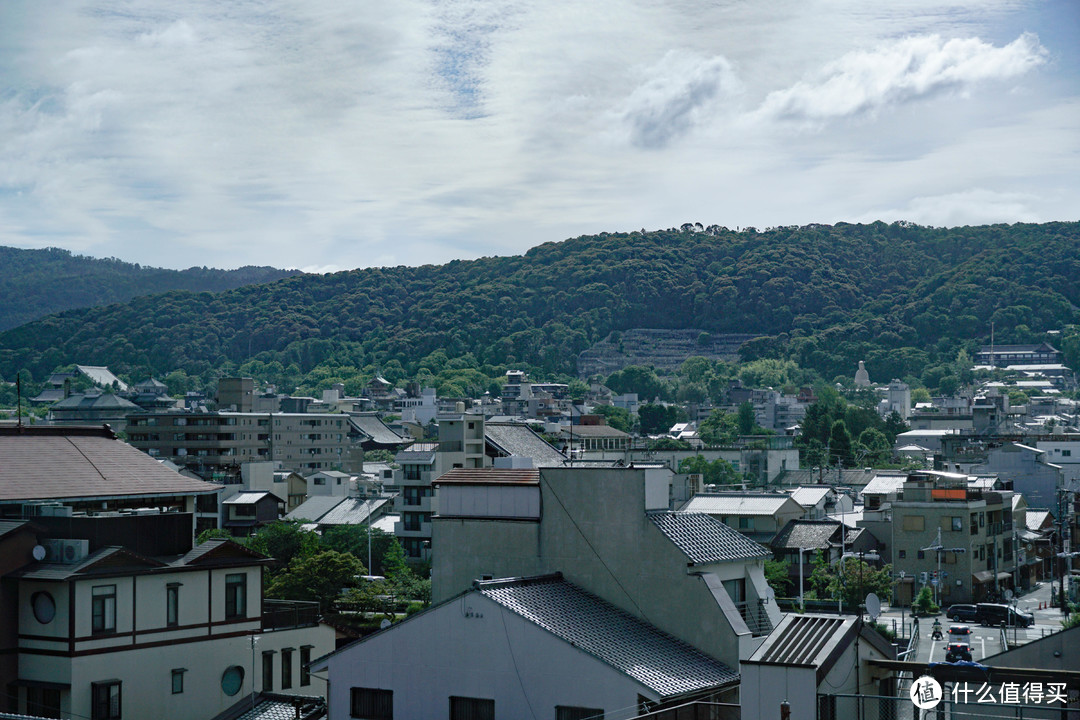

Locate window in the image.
[166,583,180,627]
[897,550,906,559]
[262,652,274,692]
[951,517,963,532]
[91,681,121,720]
[221,666,244,696]
[92,585,117,634]
[738,517,753,530]
[449,696,493,720]
[26,687,61,718]
[281,648,293,690]
[300,646,312,687]
[901,516,924,532]
[917,551,925,560]
[171,669,185,695]
[351,688,393,719]
[225,574,246,619]
[1064,449,1072,457]
[557,707,604,720]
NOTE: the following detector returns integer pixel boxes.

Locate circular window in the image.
[31,592,55,624]
[221,666,244,696]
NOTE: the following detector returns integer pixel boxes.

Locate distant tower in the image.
[854,361,871,388]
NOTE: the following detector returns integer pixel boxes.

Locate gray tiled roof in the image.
[680,493,800,516]
[285,496,345,523]
[348,414,406,445]
[316,497,390,526]
[648,511,770,564]
[485,423,567,467]
[788,486,831,508]
[212,692,326,720]
[769,520,843,550]
[478,575,738,698]
[394,442,438,464]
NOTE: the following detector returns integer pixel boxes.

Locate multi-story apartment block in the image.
[127,411,366,479]
[890,471,1016,605]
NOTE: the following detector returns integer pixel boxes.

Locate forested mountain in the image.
[0,246,300,331]
[1,222,1078,391]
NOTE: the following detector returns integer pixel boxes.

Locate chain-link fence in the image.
[820,693,1079,720]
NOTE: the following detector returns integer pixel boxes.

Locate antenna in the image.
[16,373,23,428]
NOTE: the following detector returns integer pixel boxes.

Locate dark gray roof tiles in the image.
[484,423,567,467]
[348,414,406,445]
[478,575,738,697]
[770,520,843,550]
[648,511,771,564]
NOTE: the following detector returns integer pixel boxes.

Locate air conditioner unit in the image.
[42,539,89,565]
[39,504,73,518]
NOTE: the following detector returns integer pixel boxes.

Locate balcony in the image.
[394,521,433,538]
[262,599,320,630]
[734,599,773,637]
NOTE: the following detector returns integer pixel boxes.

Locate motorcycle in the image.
[931,621,943,641]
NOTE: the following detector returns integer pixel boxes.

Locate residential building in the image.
[313,573,741,720]
[216,377,254,412]
[7,533,334,720]
[890,471,1016,605]
[770,519,878,598]
[221,491,284,535]
[127,411,367,479]
[431,465,780,668]
[970,442,1065,509]
[680,492,807,544]
[975,343,1063,368]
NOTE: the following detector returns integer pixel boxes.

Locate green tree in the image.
[809,553,894,608]
[266,550,364,612]
[638,403,686,435]
[829,420,854,467]
[912,586,939,616]
[320,526,397,575]
[856,427,892,466]
[196,528,234,545]
[737,402,756,435]
[764,559,792,598]
[677,455,739,485]
[247,521,320,570]
[592,404,633,433]
[699,410,739,445]
[648,436,691,450]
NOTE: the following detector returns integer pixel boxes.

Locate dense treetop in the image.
[1,221,1078,392]
[0,246,299,331]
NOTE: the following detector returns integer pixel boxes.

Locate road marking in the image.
[928,634,936,663]
[980,637,986,658]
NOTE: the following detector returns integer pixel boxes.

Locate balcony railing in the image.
[734,599,773,636]
[262,599,320,631]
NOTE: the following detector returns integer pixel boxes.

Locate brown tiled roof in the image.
[434,468,540,485]
[0,426,222,502]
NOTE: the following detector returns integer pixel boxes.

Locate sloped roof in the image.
[76,365,129,391]
[316,497,391,526]
[478,575,739,698]
[173,538,268,567]
[50,393,141,410]
[223,491,281,505]
[211,692,326,720]
[680,493,801,516]
[770,519,843,550]
[648,511,770,564]
[561,424,630,438]
[394,442,438,464]
[285,496,345,523]
[788,486,832,508]
[859,474,908,498]
[18,546,167,581]
[348,414,406,445]
[746,613,895,681]
[1027,511,1053,531]
[0,426,221,503]
[485,422,567,467]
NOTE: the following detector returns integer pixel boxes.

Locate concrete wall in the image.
[433,466,758,668]
[323,593,653,719]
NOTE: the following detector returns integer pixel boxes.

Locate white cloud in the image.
[757,32,1048,123]
[860,189,1044,226]
[616,50,742,149]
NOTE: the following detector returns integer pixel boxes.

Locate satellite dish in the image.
[380,619,391,630]
[32,545,46,562]
[865,593,881,621]
[1004,589,1014,601]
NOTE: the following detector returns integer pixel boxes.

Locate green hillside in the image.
[1,221,1077,391]
[0,246,300,331]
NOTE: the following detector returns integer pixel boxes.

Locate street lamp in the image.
[921,528,966,606]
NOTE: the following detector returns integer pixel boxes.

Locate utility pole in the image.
[922,528,966,607]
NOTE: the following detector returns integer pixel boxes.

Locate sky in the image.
[1,1,1077,272]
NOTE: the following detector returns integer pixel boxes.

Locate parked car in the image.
[975,603,1033,627]
[947,604,978,622]
[948,625,972,638]
[945,641,973,662]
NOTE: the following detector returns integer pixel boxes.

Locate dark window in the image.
[917,551,925,560]
[262,652,274,692]
[898,550,906,559]
[450,696,493,720]
[557,706,604,720]
[171,669,185,695]
[26,687,61,718]
[225,574,246,619]
[92,681,121,720]
[166,584,180,627]
[300,646,312,687]
[351,688,393,719]
[281,648,293,690]
[92,585,117,634]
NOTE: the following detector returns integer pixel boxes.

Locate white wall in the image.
[322,594,652,719]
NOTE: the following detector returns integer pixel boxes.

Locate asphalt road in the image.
[871,580,1068,664]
